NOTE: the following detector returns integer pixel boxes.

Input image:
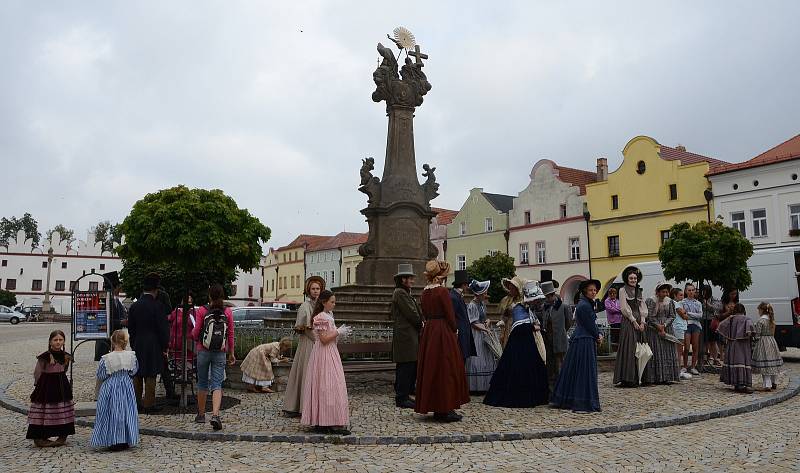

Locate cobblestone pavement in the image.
[3,324,797,441]
[2,323,799,471]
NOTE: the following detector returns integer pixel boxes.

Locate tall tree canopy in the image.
[0,289,17,308]
[116,186,271,302]
[0,213,41,247]
[93,220,122,253]
[46,224,75,245]
[466,253,516,303]
[659,220,754,291]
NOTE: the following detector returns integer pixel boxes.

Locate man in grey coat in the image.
[391,264,422,409]
[541,280,572,389]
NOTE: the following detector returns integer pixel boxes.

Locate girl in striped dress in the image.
[752,302,783,390]
[91,330,140,451]
[26,330,75,447]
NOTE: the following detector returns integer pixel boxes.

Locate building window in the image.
[331,271,335,284]
[560,204,567,219]
[248,285,254,298]
[485,217,493,232]
[346,267,351,284]
[61,262,67,269]
[1,260,6,267]
[731,211,746,236]
[524,211,531,225]
[100,263,105,270]
[55,280,65,291]
[789,205,800,230]
[608,236,620,257]
[270,280,274,292]
[536,241,546,264]
[259,287,264,298]
[487,249,499,257]
[6,279,16,290]
[569,237,580,261]
[611,195,619,210]
[519,243,529,264]
[660,230,671,244]
[669,184,678,200]
[456,255,466,271]
[89,281,99,291]
[32,280,43,291]
[42,261,48,268]
[69,281,77,291]
[278,278,282,290]
[231,285,238,296]
[459,221,466,236]
[294,251,298,261]
[752,209,768,237]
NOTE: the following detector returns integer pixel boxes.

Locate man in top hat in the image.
[94,271,128,362]
[450,270,476,361]
[128,272,170,413]
[540,278,572,389]
[390,263,422,409]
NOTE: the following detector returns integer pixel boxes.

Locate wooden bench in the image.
[338,341,394,372]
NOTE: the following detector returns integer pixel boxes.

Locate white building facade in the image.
[709,135,800,250]
[508,159,597,299]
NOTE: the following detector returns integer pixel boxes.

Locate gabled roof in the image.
[553,164,597,195]
[482,192,515,213]
[658,144,728,168]
[708,134,800,176]
[277,234,332,252]
[310,232,368,251]
[431,207,458,225]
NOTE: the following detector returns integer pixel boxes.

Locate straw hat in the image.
[501,276,526,295]
[424,260,450,284]
[304,276,326,296]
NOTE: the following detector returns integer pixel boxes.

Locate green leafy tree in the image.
[659,220,754,291]
[466,253,516,303]
[116,185,271,304]
[93,220,123,253]
[0,289,16,307]
[0,213,41,247]
[46,224,75,245]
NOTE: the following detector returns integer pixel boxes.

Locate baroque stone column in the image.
[356,41,439,285]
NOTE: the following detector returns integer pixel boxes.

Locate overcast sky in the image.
[2,1,799,249]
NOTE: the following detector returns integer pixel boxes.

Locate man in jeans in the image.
[128,273,169,413]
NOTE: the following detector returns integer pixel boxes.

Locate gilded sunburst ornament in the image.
[392,26,416,50]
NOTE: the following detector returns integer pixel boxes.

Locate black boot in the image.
[395,397,415,409]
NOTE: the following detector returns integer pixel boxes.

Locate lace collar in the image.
[424,283,442,290]
[102,350,137,375]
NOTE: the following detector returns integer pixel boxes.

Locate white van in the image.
[601,246,800,349]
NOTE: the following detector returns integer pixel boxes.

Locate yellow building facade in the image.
[263,235,329,304]
[585,136,724,291]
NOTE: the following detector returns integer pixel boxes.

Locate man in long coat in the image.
[128,273,169,412]
[541,280,572,389]
[450,270,476,361]
[391,263,422,409]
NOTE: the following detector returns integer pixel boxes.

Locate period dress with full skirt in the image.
[613,287,648,386]
[284,299,316,414]
[751,317,783,375]
[301,312,349,427]
[26,351,75,440]
[465,299,498,392]
[240,342,282,387]
[550,295,601,412]
[642,298,680,384]
[483,303,549,408]
[415,285,470,414]
[91,351,139,448]
[717,313,755,387]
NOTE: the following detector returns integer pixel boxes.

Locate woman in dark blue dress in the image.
[484,280,549,408]
[550,278,602,412]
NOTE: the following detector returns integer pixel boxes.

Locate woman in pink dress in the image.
[300,290,352,435]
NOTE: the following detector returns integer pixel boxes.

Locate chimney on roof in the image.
[676,144,686,152]
[596,157,608,181]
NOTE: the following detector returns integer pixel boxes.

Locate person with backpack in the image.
[191,284,235,430]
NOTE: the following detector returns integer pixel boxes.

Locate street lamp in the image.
[703,189,714,223]
[583,206,592,279]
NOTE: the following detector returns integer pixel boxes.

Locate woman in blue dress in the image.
[550,278,602,412]
[484,280,550,408]
[91,330,140,451]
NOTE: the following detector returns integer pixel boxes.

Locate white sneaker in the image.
[689,368,700,376]
[679,371,693,380]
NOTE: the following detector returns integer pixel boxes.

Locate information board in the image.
[72,291,111,341]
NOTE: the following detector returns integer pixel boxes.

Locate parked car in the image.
[16,306,43,321]
[0,305,25,325]
[232,307,285,327]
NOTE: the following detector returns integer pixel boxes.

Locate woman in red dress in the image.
[415,260,470,422]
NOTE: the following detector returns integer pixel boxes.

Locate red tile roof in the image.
[431,207,458,225]
[553,165,597,195]
[313,232,368,251]
[658,144,728,168]
[708,134,800,176]
[277,234,332,252]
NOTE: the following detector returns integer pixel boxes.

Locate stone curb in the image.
[2,374,798,445]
